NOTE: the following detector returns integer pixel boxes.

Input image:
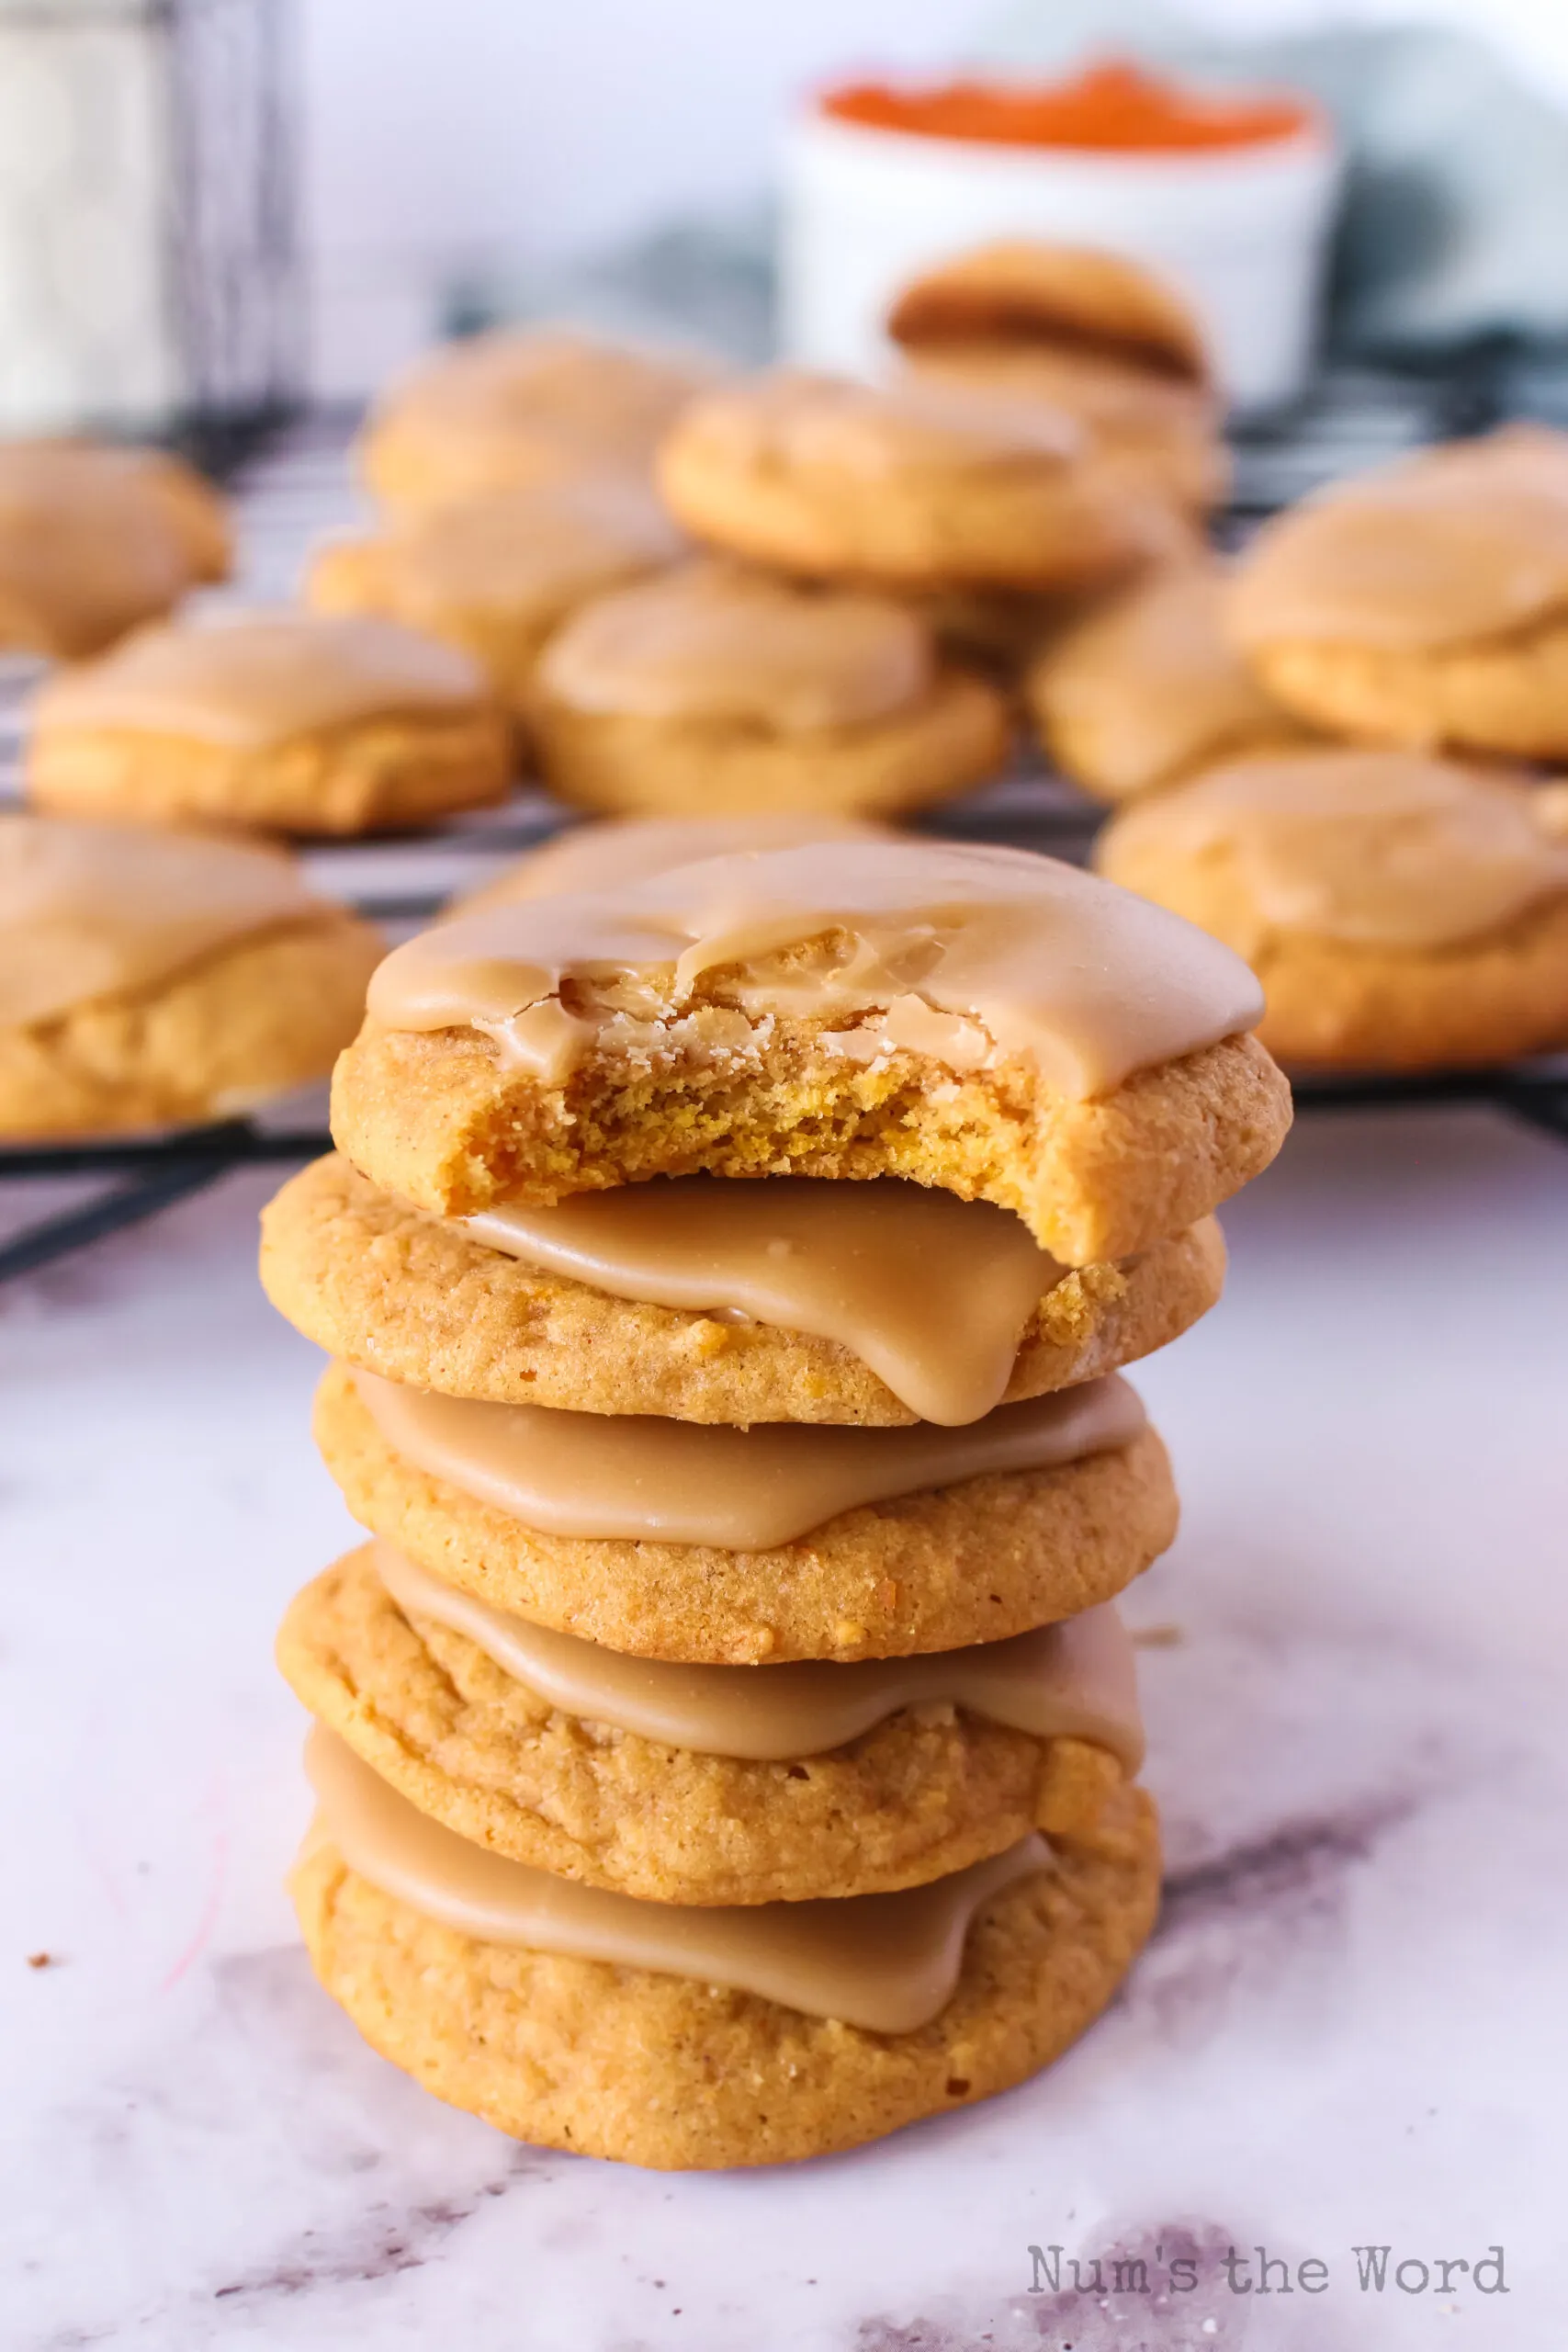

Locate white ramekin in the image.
[778,105,1343,414]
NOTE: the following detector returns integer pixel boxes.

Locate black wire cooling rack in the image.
[4,357,1566,1285]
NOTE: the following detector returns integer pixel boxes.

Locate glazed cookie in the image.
[0,440,231,659]
[0,815,381,1136]
[1096,750,1568,1069]
[293,1749,1159,2167]
[358,327,717,516]
[1228,426,1568,758]
[896,344,1224,520]
[331,838,1290,1265]
[261,1154,1226,1426]
[888,239,1227,516]
[887,239,1211,385]
[311,1358,1177,1663]
[657,369,1167,592]
[529,561,1011,817]
[1027,562,1312,802]
[278,1541,1144,1904]
[908,543,1207,684]
[26,610,513,835]
[305,476,686,717]
[456,814,895,912]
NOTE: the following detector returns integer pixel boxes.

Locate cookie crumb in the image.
[1132,1623,1184,1648]
[26,1951,59,1970]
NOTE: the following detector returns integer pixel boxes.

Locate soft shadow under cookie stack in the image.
[260,837,1291,2168]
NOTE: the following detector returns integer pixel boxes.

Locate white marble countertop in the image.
[2,1100,1564,2351]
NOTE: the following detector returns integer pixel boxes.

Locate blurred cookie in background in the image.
[307,476,687,721]
[0,815,381,1136]
[0,441,231,661]
[909,585,1085,684]
[908,507,1204,688]
[1229,426,1568,758]
[1028,560,1314,803]
[527,560,1010,818]
[357,328,720,518]
[457,811,897,913]
[26,609,513,837]
[658,368,1169,594]
[1096,747,1568,1069]
[122,447,232,587]
[887,240,1228,518]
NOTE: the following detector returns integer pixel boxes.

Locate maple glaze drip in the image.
[0,814,326,1027]
[367,836,1265,1099]
[350,1366,1146,1548]
[464,1173,1059,1425]
[306,1726,1053,2030]
[377,1544,1145,1766]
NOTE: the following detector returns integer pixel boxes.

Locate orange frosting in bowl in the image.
[821,60,1314,156]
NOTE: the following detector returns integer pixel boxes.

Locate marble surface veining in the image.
[2,1105,1565,2351]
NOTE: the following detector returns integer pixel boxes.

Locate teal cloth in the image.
[976,1,1568,354]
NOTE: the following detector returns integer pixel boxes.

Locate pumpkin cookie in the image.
[657,369,1168,592]
[1096,749,1568,1069]
[261,1153,1225,1426]
[358,327,717,516]
[0,440,230,659]
[529,561,1010,817]
[888,239,1227,516]
[331,838,1288,1265]
[0,815,381,1136]
[26,609,513,836]
[305,476,686,717]
[278,1541,1143,1904]
[293,1756,1159,2167]
[1028,561,1311,802]
[311,1358,1177,1663]
[1228,426,1568,757]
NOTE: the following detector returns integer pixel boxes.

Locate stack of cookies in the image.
[511,360,1192,819]
[260,837,1291,2167]
[306,283,1232,822]
[330,332,1189,823]
[885,239,1230,525]
[305,474,689,725]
